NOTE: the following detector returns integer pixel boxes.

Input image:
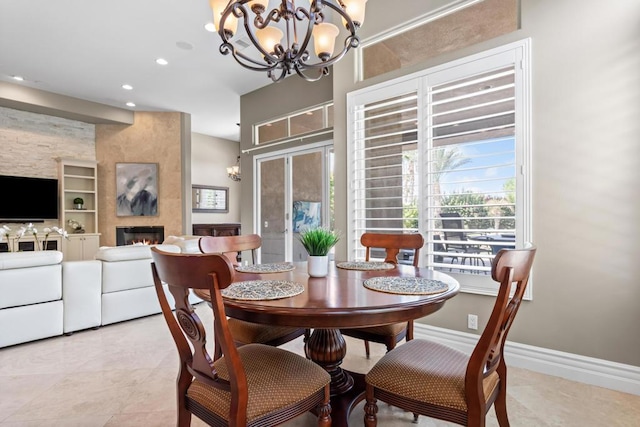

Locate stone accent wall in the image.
[0,106,95,179]
[0,106,95,230]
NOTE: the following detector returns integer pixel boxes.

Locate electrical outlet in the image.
[467,314,478,330]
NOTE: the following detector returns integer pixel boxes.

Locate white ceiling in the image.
[0,0,275,141]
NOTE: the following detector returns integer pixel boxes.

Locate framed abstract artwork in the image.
[292,200,321,232]
[115,163,158,216]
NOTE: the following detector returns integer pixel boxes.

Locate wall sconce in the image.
[227,155,241,182]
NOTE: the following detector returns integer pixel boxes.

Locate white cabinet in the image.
[0,235,62,253]
[63,234,100,261]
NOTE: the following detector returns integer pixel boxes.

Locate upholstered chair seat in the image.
[351,322,407,338]
[188,344,330,425]
[366,340,499,422]
[227,318,306,345]
[364,246,537,427]
[150,249,332,426]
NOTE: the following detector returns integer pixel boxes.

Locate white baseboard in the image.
[413,323,640,396]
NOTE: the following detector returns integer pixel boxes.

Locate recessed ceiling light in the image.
[176,41,193,50]
[204,22,216,32]
[122,84,133,90]
[126,102,136,107]
[12,75,24,81]
[156,58,168,66]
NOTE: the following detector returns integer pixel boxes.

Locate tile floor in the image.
[1,304,639,427]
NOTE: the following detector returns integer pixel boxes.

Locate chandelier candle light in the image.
[209,0,367,82]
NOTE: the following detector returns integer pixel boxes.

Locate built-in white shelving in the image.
[57,158,101,260]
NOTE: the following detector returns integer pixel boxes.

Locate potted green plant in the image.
[73,197,84,210]
[298,226,340,277]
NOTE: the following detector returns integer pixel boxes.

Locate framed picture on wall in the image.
[116,163,158,216]
[192,185,229,213]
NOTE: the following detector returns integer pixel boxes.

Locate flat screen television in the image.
[0,175,59,222]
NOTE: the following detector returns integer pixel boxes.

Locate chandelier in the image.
[227,155,241,181]
[208,0,367,82]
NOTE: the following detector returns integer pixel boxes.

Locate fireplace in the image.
[116,226,165,246]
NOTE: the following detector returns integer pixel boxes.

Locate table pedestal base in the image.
[306,329,366,426]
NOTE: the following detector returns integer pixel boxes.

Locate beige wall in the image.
[239,74,333,235]
[96,112,188,246]
[328,0,640,366]
[191,132,241,224]
[362,0,518,79]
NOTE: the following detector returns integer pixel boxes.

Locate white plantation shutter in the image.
[349,80,420,261]
[348,40,531,296]
[425,66,517,274]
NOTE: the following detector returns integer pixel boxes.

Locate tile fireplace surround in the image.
[115,226,164,246]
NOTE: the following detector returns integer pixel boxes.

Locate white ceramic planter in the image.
[307,255,329,278]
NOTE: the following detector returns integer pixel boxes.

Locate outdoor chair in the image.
[364,245,536,427]
[440,212,488,270]
[341,232,425,358]
[199,235,308,359]
[150,248,331,426]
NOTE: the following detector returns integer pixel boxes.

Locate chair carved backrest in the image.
[465,246,536,420]
[361,232,425,267]
[150,248,253,424]
[198,234,261,266]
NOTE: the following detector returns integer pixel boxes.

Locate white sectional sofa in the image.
[0,251,66,347]
[96,244,181,325]
[63,259,102,334]
[0,241,202,348]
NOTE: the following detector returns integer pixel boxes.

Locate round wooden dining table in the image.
[196,261,459,426]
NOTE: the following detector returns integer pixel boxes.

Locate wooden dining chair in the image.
[363,245,536,427]
[199,234,262,265]
[150,248,331,427]
[341,232,425,358]
[199,235,307,358]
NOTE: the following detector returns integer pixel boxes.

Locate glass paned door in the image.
[257,145,332,263]
[291,150,325,261]
[259,157,286,263]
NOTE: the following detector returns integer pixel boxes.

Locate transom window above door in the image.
[254,103,334,146]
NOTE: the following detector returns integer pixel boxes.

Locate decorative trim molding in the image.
[359,0,483,48]
[414,323,640,396]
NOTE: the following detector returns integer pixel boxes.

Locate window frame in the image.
[253,102,334,146]
[347,39,532,297]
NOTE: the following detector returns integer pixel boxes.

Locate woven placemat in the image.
[221,280,304,301]
[336,261,396,271]
[235,263,295,274]
[363,277,450,295]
